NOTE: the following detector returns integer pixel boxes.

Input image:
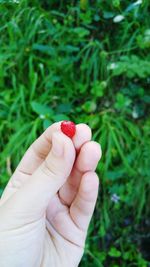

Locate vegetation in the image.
[0,0,150,266]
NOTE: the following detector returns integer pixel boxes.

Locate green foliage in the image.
[0,0,150,266]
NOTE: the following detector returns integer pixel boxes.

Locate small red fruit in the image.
[61,121,76,138]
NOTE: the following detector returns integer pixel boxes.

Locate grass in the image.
[0,0,150,266]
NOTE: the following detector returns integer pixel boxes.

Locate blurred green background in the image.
[0,0,150,266]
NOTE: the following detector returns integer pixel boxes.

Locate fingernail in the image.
[51,133,64,157]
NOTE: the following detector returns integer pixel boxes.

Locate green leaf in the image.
[88,115,100,129]
[60,45,80,53]
[113,0,120,8]
[91,81,107,97]
[82,101,97,113]
[125,2,141,13]
[108,247,121,258]
[0,188,4,197]
[31,102,54,116]
[80,0,88,10]
[95,251,106,262]
[106,170,125,180]
[143,95,150,103]
[43,119,52,130]
[98,225,106,237]
[56,103,72,114]
[53,114,70,122]
[109,126,135,175]
[114,93,131,110]
[123,251,132,260]
[103,11,115,19]
[73,27,90,38]
[32,44,55,56]
[94,14,100,22]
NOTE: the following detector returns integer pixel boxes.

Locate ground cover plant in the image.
[0,0,150,266]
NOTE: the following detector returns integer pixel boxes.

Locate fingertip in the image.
[90,141,102,160]
[72,123,92,150]
[52,131,75,157]
[75,141,102,172]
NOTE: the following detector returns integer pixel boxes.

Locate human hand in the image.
[0,122,101,267]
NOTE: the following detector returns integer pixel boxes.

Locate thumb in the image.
[1,132,75,227]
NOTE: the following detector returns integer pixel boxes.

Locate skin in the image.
[0,122,102,267]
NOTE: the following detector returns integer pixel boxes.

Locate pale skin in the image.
[0,122,102,267]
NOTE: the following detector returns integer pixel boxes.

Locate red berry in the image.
[61,121,76,138]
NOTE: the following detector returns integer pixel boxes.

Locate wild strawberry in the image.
[61,121,76,138]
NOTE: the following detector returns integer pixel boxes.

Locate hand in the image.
[0,122,101,267]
